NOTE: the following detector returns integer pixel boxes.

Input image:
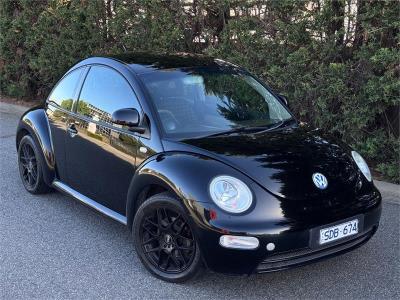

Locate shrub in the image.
[0,0,398,182]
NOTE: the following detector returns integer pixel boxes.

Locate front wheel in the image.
[133,193,203,282]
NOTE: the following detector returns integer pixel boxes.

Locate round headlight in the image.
[209,175,253,213]
[351,151,372,182]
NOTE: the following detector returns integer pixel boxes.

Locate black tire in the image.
[17,134,51,194]
[133,193,203,283]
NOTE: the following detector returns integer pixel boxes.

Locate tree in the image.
[0,0,398,182]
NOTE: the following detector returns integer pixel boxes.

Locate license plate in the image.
[319,219,359,245]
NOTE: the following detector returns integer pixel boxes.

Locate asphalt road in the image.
[1,103,399,299]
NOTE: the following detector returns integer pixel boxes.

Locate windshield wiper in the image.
[255,118,296,133]
[206,118,296,138]
[206,126,266,137]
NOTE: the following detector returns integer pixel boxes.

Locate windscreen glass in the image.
[140,67,292,138]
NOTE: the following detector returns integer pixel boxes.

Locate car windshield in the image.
[139,67,293,139]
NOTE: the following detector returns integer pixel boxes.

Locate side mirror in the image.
[278,94,288,106]
[111,108,145,134]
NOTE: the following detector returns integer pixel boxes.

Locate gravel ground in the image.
[1,103,399,299]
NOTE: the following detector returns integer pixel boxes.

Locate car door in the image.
[65,65,142,215]
[46,67,87,181]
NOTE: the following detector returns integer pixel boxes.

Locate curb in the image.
[0,101,30,115]
[374,180,400,204]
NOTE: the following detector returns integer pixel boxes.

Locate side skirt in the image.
[52,181,127,225]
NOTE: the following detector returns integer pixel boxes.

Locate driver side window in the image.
[77,66,141,126]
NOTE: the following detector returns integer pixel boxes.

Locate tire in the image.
[17,134,51,194]
[133,193,203,282]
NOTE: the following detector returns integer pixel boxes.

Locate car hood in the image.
[163,125,366,202]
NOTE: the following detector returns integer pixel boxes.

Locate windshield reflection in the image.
[139,67,292,139]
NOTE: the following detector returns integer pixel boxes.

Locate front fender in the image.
[126,151,256,229]
[16,107,55,185]
[125,151,288,274]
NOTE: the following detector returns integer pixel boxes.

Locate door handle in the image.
[67,124,78,137]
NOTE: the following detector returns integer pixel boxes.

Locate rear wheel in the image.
[133,193,203,282]
[18,135,50,194]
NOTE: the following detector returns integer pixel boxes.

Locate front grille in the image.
[283,191,381,219]
[256,228,375,273]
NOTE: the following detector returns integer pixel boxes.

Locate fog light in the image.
[266,242,275,251]
[219,235,259,250]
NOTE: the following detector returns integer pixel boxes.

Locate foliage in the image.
[60,99,73,110]
[0,0,398,182]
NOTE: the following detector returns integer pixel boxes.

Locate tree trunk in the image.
[327,0,345,46]
[353,0,366,49]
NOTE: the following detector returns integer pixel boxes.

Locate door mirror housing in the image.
[278,94,288,106]
[112,108,145,133]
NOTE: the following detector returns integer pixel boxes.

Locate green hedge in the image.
[0,0,399,182]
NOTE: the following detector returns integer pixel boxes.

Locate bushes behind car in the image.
[0,0,398,182]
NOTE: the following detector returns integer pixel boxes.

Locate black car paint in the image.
[17,107,56,185]
[16,53,382,275]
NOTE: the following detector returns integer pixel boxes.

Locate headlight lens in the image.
[351,151,372,182]
[209,175,253,213]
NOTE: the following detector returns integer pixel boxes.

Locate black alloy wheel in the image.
[133,193,202,282]
[18,135,50,194]
[19,142,37,188]
[141,207,195,273]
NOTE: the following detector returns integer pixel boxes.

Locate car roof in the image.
[104,52,239,74]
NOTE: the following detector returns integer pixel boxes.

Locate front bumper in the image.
[255,225,376,273]
[194,202,381,275]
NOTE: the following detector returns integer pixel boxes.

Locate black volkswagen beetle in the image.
[16,53,381,282]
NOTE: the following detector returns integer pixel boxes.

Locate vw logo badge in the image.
[312,173,328,189]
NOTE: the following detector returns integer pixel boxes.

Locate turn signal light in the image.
[219,235,259,250]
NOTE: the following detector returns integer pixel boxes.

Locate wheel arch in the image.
[126,160,181,230]
[126,152,229,230]
[16,128,30,149]
[16,107,56,185]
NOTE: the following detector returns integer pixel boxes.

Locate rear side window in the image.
[77,66,141,124]
[48,68,83,111]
